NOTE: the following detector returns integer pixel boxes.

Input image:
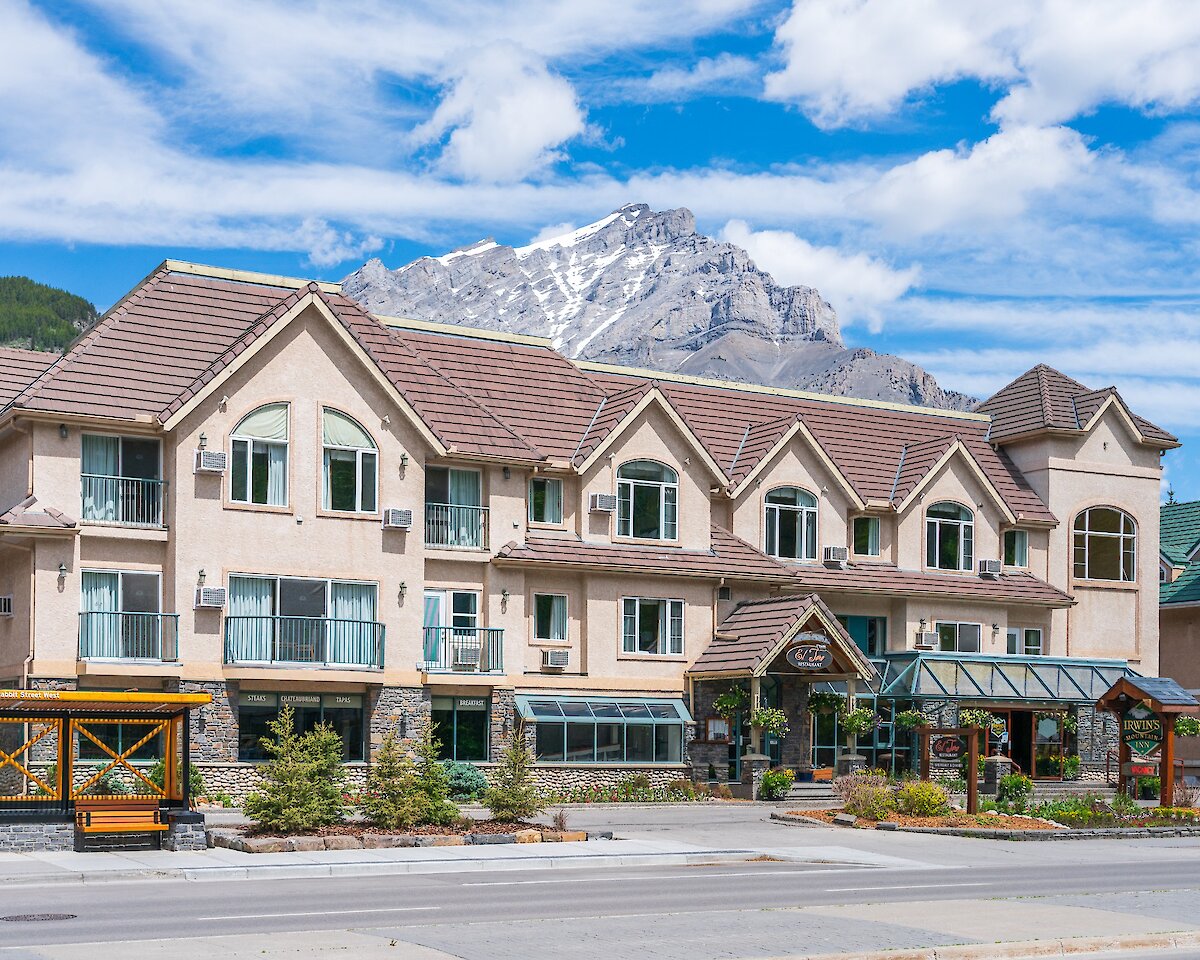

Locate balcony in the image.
[425,503,489,550]
[422,626,503,673]
[78,612,179,661]
[224,616,385,669]
[81,475,165,528]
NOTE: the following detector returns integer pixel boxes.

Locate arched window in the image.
[764,486,818,560]
[322,409,377,513]
[1073,507,1136,581]
[926,501,973,571]
[231,403,288,506]
[617,460,678,540]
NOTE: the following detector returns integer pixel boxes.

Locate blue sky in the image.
[3,1,1199,497]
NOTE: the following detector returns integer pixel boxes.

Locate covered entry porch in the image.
[687,594,877,791]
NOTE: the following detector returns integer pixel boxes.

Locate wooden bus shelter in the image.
[1095,676,1199,808]
[0,689,211,818]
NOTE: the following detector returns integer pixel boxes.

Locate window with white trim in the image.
[616,461,678,540]
[534,594,568,642]
[1073,507,1136,581]
[764,486,818,560]
[231,403,289,506]
[529,477,563,524]
[853,516,881,556]
[936,621,981,653]
[322,409,377,513]
[1006,626,1043,656]
[1004,529,1028,567]
[926,502,974,571]
[621,597,684,655]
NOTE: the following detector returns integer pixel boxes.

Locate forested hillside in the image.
[0,276,97,352]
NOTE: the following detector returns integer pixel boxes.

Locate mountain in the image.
[342,204,974,411]
[0,276,97,352]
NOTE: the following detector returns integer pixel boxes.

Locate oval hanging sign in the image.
[931,735,965,760]
[785,642,833,671]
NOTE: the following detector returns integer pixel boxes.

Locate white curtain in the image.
[330,582,377,665]
[550,595,567,641]
[229,576,275,660]
[235,403,288,440]
[266,443,287,506]
[321,449,333,510]
[81,571,119,657]
[423,592,442,662]
[545,479,562,523]
[81,435,119,521]
[323,409,374,448]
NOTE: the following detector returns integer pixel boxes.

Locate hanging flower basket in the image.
[1176,716,1200,737]
[893,709,927,730]
[750,707,789,738]
[841,707,879,736]
[957,708,1001,731]
[807,691,845,716]
[712,686,750,721]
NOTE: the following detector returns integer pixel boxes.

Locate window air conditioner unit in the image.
[542,648,570,669]
[915,631,939,650]
[978,559,1002,578]
[589,493,618,513]
[194,587,227,610]
[0,595,12,617]
[382,508,413,530]
[823,545,849,566]
[454,646,481,667]
[194,449,227,474]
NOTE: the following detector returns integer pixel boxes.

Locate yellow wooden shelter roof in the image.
[0,689,211,714]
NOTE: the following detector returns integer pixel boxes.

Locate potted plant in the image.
[807,691,845,716]
[712,686,750,721]
[750,706,789,739]
[841,707,879,738]
[1176,716,1200,737]
[894,709,927,731]
[957,708,1000,731]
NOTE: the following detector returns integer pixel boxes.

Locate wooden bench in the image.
[74,797,167,849]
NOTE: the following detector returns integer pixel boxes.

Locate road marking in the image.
[826,882,990,892]
[197,907,441,920]
[459,868,879,886]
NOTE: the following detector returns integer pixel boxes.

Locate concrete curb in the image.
[776,929,1200,959]
[0,849,764,886]
[769,811,1200,841]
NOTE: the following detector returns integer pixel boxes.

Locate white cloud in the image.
[619,54,759,103]
[526,221,579,244]
[296,219,383,269]
[411,42,585,182]
[720,220,919,330]
[764,0,1200,129]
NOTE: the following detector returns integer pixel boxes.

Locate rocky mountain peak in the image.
[342,205,973,411]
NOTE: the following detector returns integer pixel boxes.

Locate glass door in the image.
[1033,713,1064,780]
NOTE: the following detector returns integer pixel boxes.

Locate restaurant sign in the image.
[785,633,834,671]
[1121,703,1163,756]
[931,735,966,760]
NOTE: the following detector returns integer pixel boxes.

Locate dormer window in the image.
[231,403,289,507]
[322,409,377,513]
[926,501,973,571]
[764,486,817,560]
[616,460,677,541]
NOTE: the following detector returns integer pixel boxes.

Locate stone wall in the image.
[0,820,73,851]
[368,685,429,758]
[171,679,237,762]
[524,764,690,793]
[164,813,207,851]
[196,761,370,803]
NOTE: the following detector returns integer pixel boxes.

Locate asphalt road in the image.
[1,855,1198,949]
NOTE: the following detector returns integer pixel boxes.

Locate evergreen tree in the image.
[413,723,459,825]
[483,725,544,823]
[0,276,97,352]
[244,705,347,832]
[363,732,422,830]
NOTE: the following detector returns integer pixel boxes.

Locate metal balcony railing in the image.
[81,475,165,527]
[224,615,385,669]
[425,503,489,549]
[422,626,503,673]
[78,612,179,661]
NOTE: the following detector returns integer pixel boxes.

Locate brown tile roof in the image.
[787,560,1074,607]
[571,381,652,465]
[0,347,58,409]
[689,593,875,678]
[978,364,1176,446]
[0,495,76,530]
[494,526,797,583]
[890,435,956,502]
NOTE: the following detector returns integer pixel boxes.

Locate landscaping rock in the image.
[285,836,325,852]
[832,813,857,827]
[362,834,416,849]
[514,829,542,843]
[875,821,898,831]
[241,837,288,853]
[416,835,466,847]
[323,836,364,850]
[468,833,516,845]
[559,831,588,842]
[540,831,563,842]
[587,831,614,840]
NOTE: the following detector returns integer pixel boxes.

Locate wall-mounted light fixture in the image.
[219,395,229,411]
[198,432,208,450]
[501,588,510,612]
[398,581,407,600]
[58,424,68,440]
[382,414,391,425]
[198,568,206,585]
[57,562,67,578]
[399,452,409,478]
[918,617,927,631]
[399,717,407,739]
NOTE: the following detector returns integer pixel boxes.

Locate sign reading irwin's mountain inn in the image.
[1122,703,1163,756]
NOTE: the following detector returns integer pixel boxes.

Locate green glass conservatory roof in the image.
[816,651,1137,704]
[515,695,692,723]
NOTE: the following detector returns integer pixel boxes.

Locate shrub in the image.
[715,783,734,800]
[146,760,205,799]
[833,770,888,802]
[1176,781,1200,808]
[1138,775,1160,799]
[844,784,894,820]
[244,704,347,832]
[443,760,489,802]
[1062,755,1081,781]
[896,780,950,817]
[997,773,1033,809]
[935,776,968,795]
[364,733,422,830]
[624,773,652,791]
[413,725,459,826]
[759,768,795,800]
[1111,791,1140,816]
[483,727,544,822]
[667,778,697,799]
[86,768,129,796]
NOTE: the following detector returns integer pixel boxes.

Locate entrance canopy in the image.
[1095,676,1200,715]
[689,593,876,683]
[0,689,211,815]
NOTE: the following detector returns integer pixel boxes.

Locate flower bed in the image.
[209,822,605,853]
[798,810,1063,831]
[544,779,727,804]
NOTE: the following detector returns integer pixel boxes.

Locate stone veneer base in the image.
[207,828,604,852]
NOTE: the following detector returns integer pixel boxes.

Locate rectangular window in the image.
[1006,627,1043,656]
[236,692,364,762]
[431,695,489,761]
[231,439,288,507]
[621,598,684,655]
[853,516,881,556]
[525,697,686,764]
[936,621,981,653]
[534,594,567,641]
[836,615,887,656]
[1004,530,1029,567]
[80,570,163,660]
[528,478,563,524]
